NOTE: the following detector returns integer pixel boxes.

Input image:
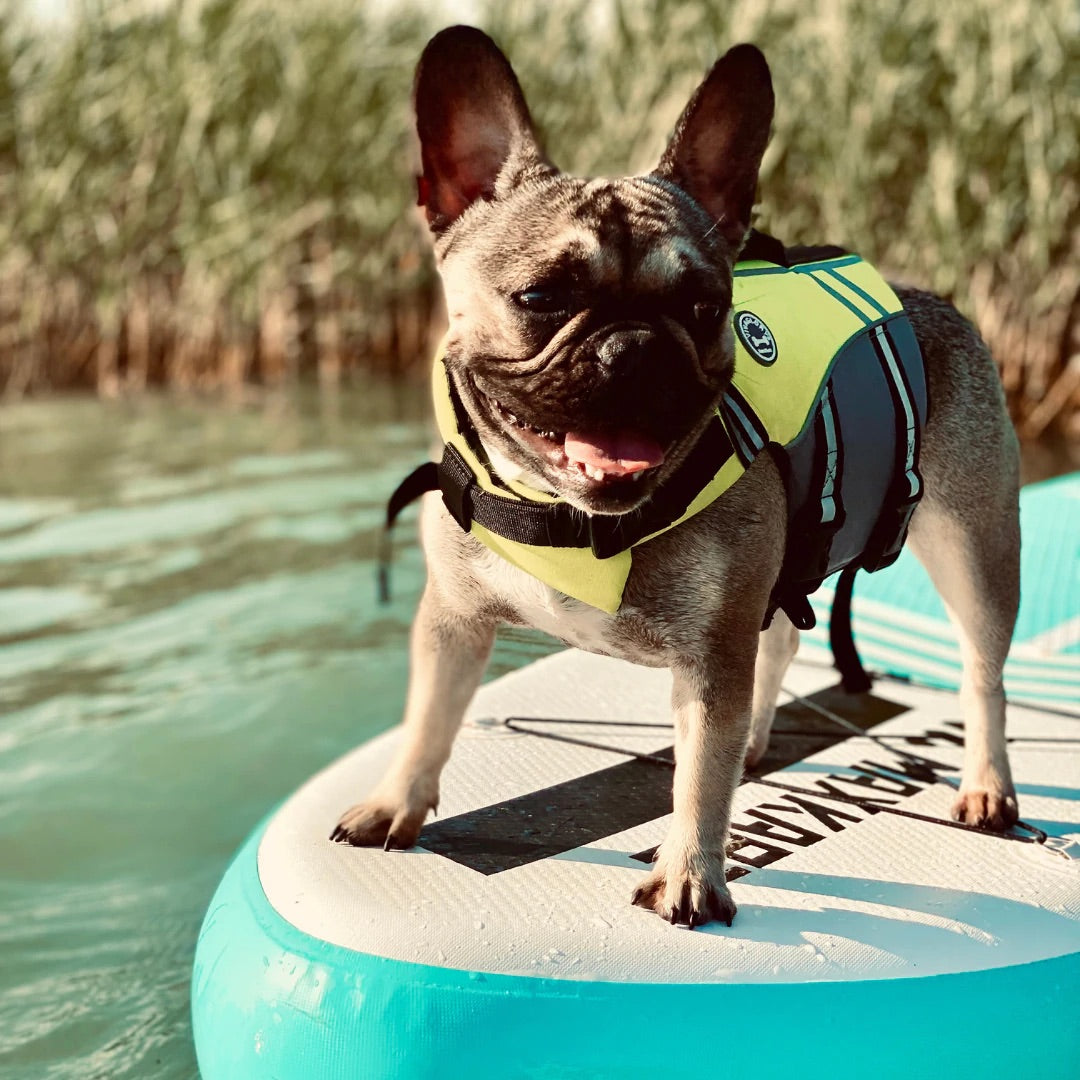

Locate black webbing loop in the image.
[830,564,872,693]
[779,592,817,631]
[380,414,738,571]
[387,461,439,528]
[377,461,440,604]
[739,229,790,266]
[738,229,851,269]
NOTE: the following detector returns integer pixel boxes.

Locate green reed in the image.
[0,0,1076,436]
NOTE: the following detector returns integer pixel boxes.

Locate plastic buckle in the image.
[438,445,476,534]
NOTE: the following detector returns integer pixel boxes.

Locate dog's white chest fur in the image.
[422,495,624,655]
[474,544,617,652]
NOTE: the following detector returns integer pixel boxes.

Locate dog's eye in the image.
[693,302,726,323]
[513,287,573,315]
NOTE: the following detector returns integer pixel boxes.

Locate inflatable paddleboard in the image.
[192,475,1080,1080]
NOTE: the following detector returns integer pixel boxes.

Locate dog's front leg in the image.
[332,582,495,850]
[632,651,754,928]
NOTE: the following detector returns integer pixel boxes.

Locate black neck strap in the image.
[387,415,735,561]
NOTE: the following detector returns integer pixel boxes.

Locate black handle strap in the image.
[830,564,872,693]
[378,462,440,604]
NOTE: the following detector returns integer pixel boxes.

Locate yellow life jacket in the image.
[389,243,927,626]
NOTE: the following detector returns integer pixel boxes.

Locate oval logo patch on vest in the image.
[735,311,778,366]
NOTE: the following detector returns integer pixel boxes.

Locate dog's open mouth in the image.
[479,385,666,487]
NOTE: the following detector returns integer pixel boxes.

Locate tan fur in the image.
[332,28,1020,928]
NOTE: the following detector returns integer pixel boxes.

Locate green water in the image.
[0,386,555,1080]
[0,388,1074,1080]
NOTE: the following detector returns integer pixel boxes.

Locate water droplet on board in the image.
[467,714,503,730]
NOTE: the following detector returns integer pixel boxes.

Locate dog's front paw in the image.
[330,778,437,850]
[631,849,736,929]
[951,784,1019,831]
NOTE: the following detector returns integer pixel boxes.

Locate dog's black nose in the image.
[596,328,655,375]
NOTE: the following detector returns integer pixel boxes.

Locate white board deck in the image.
[259,649,1080,985]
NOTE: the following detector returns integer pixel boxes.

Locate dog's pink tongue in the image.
[563,431,665,476]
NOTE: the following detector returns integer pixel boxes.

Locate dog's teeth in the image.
[631,470,645,482]
[589,466,606,482]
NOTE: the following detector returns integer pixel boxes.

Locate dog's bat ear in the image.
[414,26,550,232]
[655,44,774,249]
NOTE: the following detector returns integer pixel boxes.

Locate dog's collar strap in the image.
[385,410,736,561]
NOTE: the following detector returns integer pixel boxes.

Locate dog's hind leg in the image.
[746,612,799,767]
[906,493,1020,829]
[897,286,1021,830]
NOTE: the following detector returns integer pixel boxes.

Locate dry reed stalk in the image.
[220,337,249,392]
[316,307,342,389]
[1023,359,1080,440]
[95,334,120,399]
[257,288,297,386]
[0,0,1072,440]
[125,284,151,393]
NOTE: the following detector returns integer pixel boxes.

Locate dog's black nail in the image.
[674,880,694,927]
[687,911,699,930]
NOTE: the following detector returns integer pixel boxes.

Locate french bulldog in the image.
[331,26,1020,929]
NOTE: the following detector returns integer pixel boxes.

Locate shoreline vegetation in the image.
[0,0,1076,440]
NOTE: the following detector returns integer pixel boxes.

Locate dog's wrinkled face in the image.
[437,176,735,513]
[415,28,774,515]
